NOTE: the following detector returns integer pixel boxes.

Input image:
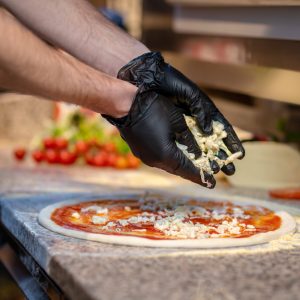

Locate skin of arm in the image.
[0,8,136,118]
[0,0,149,77]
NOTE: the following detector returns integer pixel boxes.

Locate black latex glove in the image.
[117,52,245,175]
[103,88,216,188]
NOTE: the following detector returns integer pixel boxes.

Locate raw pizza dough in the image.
[38,193,296,248]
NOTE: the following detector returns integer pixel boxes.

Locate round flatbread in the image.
[38,193,296,248]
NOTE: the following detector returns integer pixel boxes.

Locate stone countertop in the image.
[1,163,300,300]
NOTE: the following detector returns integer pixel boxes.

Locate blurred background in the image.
[1,1,300,298]
[1,1,300,179]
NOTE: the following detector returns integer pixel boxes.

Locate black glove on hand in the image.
[103,88,216,188]
[117,52,245,175]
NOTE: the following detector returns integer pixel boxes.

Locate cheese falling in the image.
[177,116,243,185]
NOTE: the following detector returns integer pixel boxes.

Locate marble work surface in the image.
[1,164,300,300]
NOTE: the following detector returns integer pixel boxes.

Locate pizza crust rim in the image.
[38,194,297,249]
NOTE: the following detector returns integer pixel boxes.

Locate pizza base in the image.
[38,195,296,249]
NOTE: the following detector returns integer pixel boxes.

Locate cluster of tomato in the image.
[13,137,141,169]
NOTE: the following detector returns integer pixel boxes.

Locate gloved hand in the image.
[117,51,245,175]
[103,87,216,188]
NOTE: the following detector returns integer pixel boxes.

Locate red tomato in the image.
[115,156,128,169]
[59,150,77,165]
[43,138,56,149]
[14,148,26,161]
[75,141,89,155]
[101,151,109,166]
[68,151,78,164]
[106,153,118,167]
[45,149,59,164]
[84,153,94,165]
[87,139,98,147]
[126,154,141,169]
[55,138,68,150]
[102,143,117,153]
[32,150,44,163]
[269,188,300,200]
[92,153,106,167]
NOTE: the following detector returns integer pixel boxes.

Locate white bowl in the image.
[227,142,300,189]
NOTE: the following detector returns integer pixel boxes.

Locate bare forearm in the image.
[0,0,149,76]
[0,8,135,117]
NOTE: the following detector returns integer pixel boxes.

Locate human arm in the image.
[0,1,244,185]
[0,0,149,76]
[0,7,136,118]
[0,7,214,187]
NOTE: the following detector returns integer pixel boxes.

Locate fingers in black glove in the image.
[211,107,246,159]
[162,98,202,159]
[161,99,215,187]
[217,149,236,176]
[103,89,215,188]
[161,138,216,189]
[163,65,214,136]
[210,160,220,174]
[223,125,245,159]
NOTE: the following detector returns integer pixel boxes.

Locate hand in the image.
[117,52,245,175]
[103,87,216,188]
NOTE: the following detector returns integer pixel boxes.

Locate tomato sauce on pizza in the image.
[51,197,281,240]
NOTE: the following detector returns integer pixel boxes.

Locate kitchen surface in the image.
[1,1,300,300]
[1,158,300,300]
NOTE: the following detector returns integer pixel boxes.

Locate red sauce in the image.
[51,199,281,240]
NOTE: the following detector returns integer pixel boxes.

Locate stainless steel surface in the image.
[164,51,300,106]
[172,7,300,40]
[142,1,300,136]
[142,2,300,105]
[171,36,300,72]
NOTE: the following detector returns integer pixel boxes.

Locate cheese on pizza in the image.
[50,197,282,240]
[177,117,243,186]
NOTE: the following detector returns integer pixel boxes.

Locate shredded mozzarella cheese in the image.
[81,206,108,214]
[71,212,80,219]
[92,216,108,225]
[99,197,255,239]
[177,117,243,184]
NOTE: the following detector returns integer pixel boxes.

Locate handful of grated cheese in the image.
[177,116,243,186]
